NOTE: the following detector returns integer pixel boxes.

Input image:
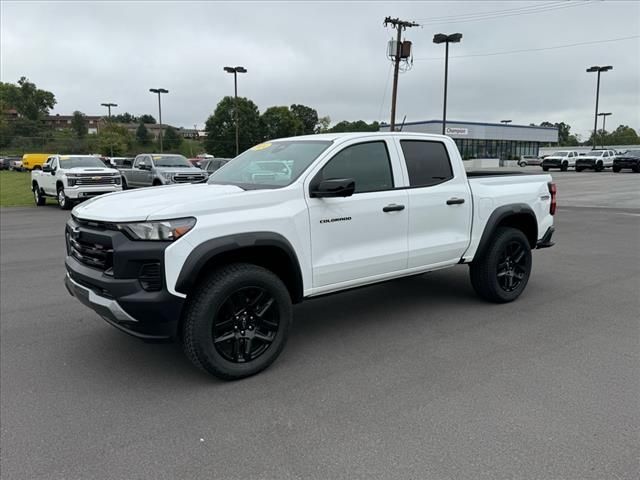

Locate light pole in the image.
[586,65,612,149]
[597,112,612,148]
[433,33,462,135]
[500,120,512,125]
[149,88,169,152]
[101,102,117,157]
[224,66,247,156]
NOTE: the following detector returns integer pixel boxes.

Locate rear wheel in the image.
[518,161,527,167]
[33,184,45,206]
[182,263,292,380]
[470,227,532,303]
[57,186,72,210]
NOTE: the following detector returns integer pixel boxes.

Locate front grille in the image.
[74,175,120,186]
[139,263,162,291]
[173,173,206,183]
[66,227,113,271]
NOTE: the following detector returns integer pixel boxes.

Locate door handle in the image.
[383,204,405,212]
[446,198,465,205]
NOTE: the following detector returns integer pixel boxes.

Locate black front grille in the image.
[173,173,206,183]
[139,263,162,291]
[66,224,114,271]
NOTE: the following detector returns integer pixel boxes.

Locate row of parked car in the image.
[30,153,231,209]
[537,149,640,172]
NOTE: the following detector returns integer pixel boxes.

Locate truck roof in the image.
[272,132,450,143]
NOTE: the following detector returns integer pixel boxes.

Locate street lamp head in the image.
[224,67,236,73]
[586,65,613,73]
[433,33,462,44]
[149,88,168,94]
[601,65,613,72]
[598,112,612,116]
[235,66,247,73]
[500,120,512,124]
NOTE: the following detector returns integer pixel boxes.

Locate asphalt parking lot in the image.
[1,171,638,480]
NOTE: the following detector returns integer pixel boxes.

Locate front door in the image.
[306,140,408,289]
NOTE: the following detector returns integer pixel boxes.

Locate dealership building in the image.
[380,120,559,160]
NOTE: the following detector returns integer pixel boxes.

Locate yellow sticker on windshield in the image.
[251,142,272,151]
[153,156,162,160]
[60,156,70,160]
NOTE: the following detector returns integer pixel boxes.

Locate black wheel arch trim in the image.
[474,203,538,259]
[175,232,304,302]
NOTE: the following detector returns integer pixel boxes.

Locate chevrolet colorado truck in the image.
[613,149,640,173]
[119,153,207,189]
[575,149,617,172]
[32,155,122,209]
[541,150,579,171]
[64,132,556,380]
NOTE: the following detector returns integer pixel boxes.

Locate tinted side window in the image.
[400,140,453,187]
[319,141,393,193]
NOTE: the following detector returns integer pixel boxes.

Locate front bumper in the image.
[613,159,639,169]
[575,159,597,169]
[65,185,122,199]
[64,218,184,340]
[542,159,562,168]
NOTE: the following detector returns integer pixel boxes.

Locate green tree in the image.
[204,96,262,157]
[290,104,319,135]
[328,120,379,133]
[135,122,152,145]
[261,106,303,140]
[112,112,137,124]
[138,114,156,124]
[606,125,640,145]
[97,123,133,156]
[539,121,579,146]
[71,111,88,138]
[162,126,183,150]
[316,115,331,133]
[0,77,56,141]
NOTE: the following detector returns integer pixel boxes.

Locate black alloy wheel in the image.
[213,286,279,363]
[496,240,529,293]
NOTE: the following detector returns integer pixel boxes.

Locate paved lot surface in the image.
[1,172,638,479]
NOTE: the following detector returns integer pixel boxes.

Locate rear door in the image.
[395,138,472,269]
[305,138,408,289]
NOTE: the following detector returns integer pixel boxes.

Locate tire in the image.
[633,166,640,173]
[469,227,532,303]
[561,161,568,172]
[612,166,621,173]
[542,166,549,172]
[33,184,45,206]
[595,161,604,172]
[121,177,128,190]
[57,185,72,210]
[575,167,583,172]
[152,179,162,186]
[518,161,527,167]
[182,263,292,380]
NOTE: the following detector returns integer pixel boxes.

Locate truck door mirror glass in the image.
[310,178,356,198]
[42,164,51,173]
[138,161,147,170]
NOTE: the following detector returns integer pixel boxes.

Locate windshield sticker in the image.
[251,142,272,151]
[153,156,162,160]
[60,156,70,160]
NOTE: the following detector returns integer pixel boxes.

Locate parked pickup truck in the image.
[119,153,207,189]
[64,132,556,380]
[541,150,579,171]
[575,149,617,172]
[32,155,122,209]
[613,149,640,173]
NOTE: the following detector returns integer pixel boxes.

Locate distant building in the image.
[380,119,558,159]
[45,114,103,134]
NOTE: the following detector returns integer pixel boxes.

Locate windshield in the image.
[152,155,191,168]
[59,156,107,168]
[551,151,569,156]
[588,151,605,157]
[208,140,332,189]
[624,150,640,156]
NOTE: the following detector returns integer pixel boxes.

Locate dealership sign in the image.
[445,127,469,136]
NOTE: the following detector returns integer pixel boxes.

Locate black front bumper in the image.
[542,159,562,169]
[64,218,184,340]
[575,159,597,169]
[614,159,639,169]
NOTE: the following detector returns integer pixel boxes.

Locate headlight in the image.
[117,217,196,241]
[161,171,174,182]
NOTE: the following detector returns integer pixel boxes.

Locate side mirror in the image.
[42,164,51,173]
[138,161,147,170]
[310,178,355,198]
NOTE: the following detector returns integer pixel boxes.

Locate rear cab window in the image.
[399,140,454,187]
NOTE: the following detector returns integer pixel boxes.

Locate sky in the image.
[1,1,639,140]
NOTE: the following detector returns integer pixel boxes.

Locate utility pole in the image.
[384,17,419,132]
[149,88,169,152]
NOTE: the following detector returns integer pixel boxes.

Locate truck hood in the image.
[65,167,119,175]
[72,183,248,222]
[578,155,603,161]
[154,167,204,175]
[544,156,565,160]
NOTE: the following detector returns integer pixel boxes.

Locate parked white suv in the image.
[541,150,578,171]
[575,149,617,172]
[31,155,122,209]
[65,132,556,380]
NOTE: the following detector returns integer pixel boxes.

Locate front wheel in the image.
[182,263,292,380]
[469,227,532,303]
[121,177,128,190]
[542,166,549,172]
[575,167,583,172]
[613,166,621,173]
[561,161,568,171]
[57,186,73,210]
[518,161,527,167]
[595,161,604,172]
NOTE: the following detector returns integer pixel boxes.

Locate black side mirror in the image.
[310,178,355,198]
[138,162,147,170]
[42,164,51,173]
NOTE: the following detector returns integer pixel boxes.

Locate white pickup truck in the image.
[32,155,122,209]
[64,132,556,380]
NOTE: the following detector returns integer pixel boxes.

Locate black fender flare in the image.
[175,232,303,299]
[474,203,538,259]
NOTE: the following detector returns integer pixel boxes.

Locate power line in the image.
[412,1,590,26]
[413,35,640,61]
[411,1,567,22]
[377,62,393,123]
